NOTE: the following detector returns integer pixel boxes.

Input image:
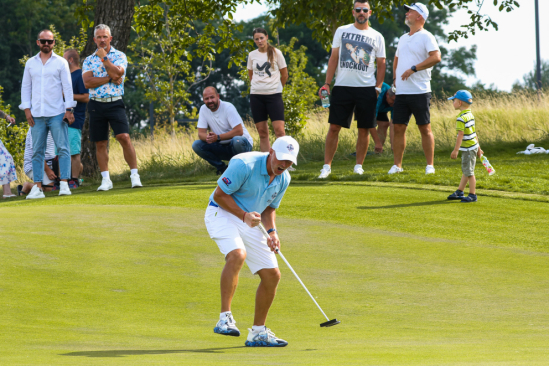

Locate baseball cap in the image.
[404,3,429,21]
[448,90,473,104]
[272,136,299,165]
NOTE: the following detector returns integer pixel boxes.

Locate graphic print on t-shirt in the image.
[340,32,374,72]
[256,62,272,78]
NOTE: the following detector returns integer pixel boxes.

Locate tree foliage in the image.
[0,86,29,169]
[512,60,549,92]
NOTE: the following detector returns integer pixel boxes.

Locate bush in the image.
[0,86,29,170]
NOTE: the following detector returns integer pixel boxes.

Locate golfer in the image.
[204,136,299,347]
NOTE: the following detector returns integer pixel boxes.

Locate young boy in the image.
[447,90,483,202]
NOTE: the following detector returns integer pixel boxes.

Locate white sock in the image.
[220,311,231,320]
[101,171,110,179]
[252,325,265,333]
[131,169,138,175]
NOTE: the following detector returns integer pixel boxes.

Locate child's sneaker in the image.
[214,313,240,337]
[245,327,288,347]
[447,190,465,200]
[461,194,477,203]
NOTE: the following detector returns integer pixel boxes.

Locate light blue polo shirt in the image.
[209,152,291,213]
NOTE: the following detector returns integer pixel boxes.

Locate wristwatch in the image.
[411,65,417,72]
[66,108,74,113]
[267,228,277,234]
[102,56,108,62]
[217,135,221,142]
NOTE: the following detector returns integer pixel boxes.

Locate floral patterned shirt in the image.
[82,46,128,98]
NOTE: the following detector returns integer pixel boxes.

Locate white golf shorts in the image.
[204,205,278,275]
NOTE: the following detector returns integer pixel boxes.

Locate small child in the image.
[447,90,483,203]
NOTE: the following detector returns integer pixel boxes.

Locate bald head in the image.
[203,86,219,96]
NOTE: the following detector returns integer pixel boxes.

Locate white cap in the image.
[404,3,429,21]
[272,136,299,165]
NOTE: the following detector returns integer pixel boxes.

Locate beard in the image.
[355,15,368,24]
[206,100,219,111]
[40,45,52,54]
[405,18,412,27]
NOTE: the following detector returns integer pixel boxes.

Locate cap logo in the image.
[287,144,294,152]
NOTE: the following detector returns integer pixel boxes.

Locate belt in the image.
[91,96,122,103]
[209,201,219,208]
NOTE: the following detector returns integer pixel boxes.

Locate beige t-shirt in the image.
[247,48,287,95]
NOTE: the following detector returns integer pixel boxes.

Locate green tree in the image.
[512,60,549,91]
[0,86,29,170]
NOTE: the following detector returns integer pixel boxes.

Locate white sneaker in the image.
[59,181,71,196]
[130,173,143,188]
[318,164,331,179]
[353,164,364,175]
[97,178,113,191]
[287,165,296,172]
[388,165,403,174]
[213,313,240,337]
[26,184,45,200]
[245,327,288,347]
[426,165,435,174]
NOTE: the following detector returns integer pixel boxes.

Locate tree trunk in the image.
[80,0,135,178]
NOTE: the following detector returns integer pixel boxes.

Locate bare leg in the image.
[458,175,468,191]
[95,140,109,172]
[355,128,370,165]
[389,120,394,150]
[418,124,435,166]
[468,175,476,194]
[393,124,408,167]
[255,121,270,152]
[115,133,138,170]
[2,184,11,197]
[324,124,342,165]
[376,121,390,146]
[220,249,246,313]
[271,120,286,139]
[71,154,83,178]
[253,268,281,326]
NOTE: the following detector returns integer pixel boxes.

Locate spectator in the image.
[19,129,58,198]
[389,3,441,175]
[0,110,17,198]
[374,82,396,149]
[19,29,76,198]
[63,49,88,183]
[318,0,386,179]
[82,24,142,191]
[192,87,253,174]
[247,28,288,153]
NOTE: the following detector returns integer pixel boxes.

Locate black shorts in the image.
[250,93,284,123]
[392,93,432,126]
[329,86,377,129]
[88,99,130,142]
[377,111,390,122]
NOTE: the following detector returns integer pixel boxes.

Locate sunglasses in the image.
[39,39,54,45]
[354,7,370,13]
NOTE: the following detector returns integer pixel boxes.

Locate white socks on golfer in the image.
[252,325,266,333]
[131,169,138,175]
[101,171,110,179]
[220,311,232,320]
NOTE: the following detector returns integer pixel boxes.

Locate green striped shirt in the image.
[456,109,478,151]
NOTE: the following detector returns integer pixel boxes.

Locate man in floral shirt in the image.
[83,24,142,191]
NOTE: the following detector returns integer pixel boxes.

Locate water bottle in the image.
[320,89,330,108]
[480,154,496,175]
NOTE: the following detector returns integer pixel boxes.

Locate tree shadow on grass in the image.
[357,200,454,209]
[60,346,247,358]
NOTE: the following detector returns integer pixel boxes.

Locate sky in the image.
[232,1,549,91]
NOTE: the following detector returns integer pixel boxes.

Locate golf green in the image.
[1,183,548,365]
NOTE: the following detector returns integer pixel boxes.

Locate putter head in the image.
[320,319,340,327]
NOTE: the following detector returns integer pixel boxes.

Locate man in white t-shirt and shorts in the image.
[192,87,254,175]
[389,3,441,175]
[318,0,386,178]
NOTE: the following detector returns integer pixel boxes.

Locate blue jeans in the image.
[192,136,252,171]
[31,113,71,182]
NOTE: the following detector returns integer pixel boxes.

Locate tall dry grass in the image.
[106,91,549,177]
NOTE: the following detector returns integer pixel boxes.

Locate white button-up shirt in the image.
[19,52,76,117]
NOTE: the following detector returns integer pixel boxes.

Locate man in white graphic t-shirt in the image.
[192,87,254,175]
[318,0,386,179]
[388,3,441,175]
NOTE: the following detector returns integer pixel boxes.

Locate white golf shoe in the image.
[131,173,143,188]
[26,184,45,200]
[213,313,240,337]
[353,164,364,175]
[245,327,288,347]
[97,178,113,191]
[318,164,331,179]
[425,165,435,174]
[388,165,403,174]
[58,181,71,196]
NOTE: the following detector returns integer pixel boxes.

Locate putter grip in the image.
[258,224,279,253]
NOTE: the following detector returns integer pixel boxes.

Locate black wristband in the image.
[267,228,277,234]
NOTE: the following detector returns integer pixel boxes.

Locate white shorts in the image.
[26,169,54,186]
[205,205,278,275]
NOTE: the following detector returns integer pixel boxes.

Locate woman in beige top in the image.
[247,28,289,152]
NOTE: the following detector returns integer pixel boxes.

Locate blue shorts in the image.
[68,127,82,155]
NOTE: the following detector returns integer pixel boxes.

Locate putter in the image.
[258,223,340,328]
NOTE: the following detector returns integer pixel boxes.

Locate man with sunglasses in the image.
[82,24,142,191]
[20,29,76,198]
[318,0,386,179]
